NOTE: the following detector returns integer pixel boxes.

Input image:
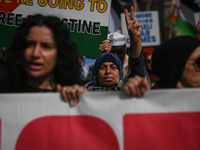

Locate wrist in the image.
[130,36,141,43]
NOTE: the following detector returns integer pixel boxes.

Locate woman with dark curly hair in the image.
[0,14,86,93]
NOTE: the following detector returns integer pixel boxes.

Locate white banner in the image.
[121,11,161,47]
[1,88,200,150]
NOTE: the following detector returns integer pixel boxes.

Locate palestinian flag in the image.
[0,2,21,47]
[170,0,200,38]
[0,0,112,57]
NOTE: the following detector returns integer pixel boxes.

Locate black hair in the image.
[0,14,82,92]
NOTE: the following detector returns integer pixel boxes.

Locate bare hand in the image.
[60,84,88,107]
[196,21,200,34]
[125,6,141,40]
[122,76,150,98]
[99,40,112,52]
[56,84,62,92]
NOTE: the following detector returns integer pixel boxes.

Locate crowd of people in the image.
[1,6,200,106]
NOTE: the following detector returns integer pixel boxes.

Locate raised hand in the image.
[125,6,141,40]
[125,6,142,58]
[99,40,112,52]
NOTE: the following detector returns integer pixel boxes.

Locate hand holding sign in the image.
[99,40,112,52]
[125,6,141,40]
[196,20,200,34]
[122,75,150,98]
[61,84,88,107]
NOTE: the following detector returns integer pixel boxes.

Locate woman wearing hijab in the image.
[85,52,124,91]
[152,35,200,88]
[61,52,136,106]
[61,6,150,105]
[61,52,125,106]
[122,35,200,97]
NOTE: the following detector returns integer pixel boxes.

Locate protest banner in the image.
[1,88,200,150]
[121,11,161,47]
[0,0,111,57]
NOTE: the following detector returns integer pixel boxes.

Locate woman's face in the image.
[98,62,120,87]
[177,46,200,87]
[24,26,57,80]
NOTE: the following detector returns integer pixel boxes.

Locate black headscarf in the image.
[152,36,200,88]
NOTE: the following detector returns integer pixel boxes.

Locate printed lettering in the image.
[96,0,107,13]
[74,0,84,11]
[89,0,97,11]
[26,0,33,5]
[93,22,100,35]
[62,0,73,9]
[82,20,92,34]
[48,0,59,8]
[17,0,25,4]
[61,18,100,35]
[7,13,15,26]
[37,0,47,7]
[0,12,23,27]
[0,11,6,24]
[4,0,12,3]
[15,14,22,26]
[126,38,130,44]
[69,19,78,32]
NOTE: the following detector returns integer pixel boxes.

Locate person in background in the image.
[61,6,149,106]
[99,32,129,77]
[84,52,124,91]
[99,6,146,79]
[143,51,159,87]
[123,36,200,97]
[78,55,89,81]
[61,52,124,106]
[0,14,85,93]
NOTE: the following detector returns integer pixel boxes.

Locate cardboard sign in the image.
[121,11,161,47]
[194,12,200,26]
[0,0,111,57]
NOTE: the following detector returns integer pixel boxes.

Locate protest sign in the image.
[1,88,200,150]
[194,12,200,26]
[0,0,111,57]
[121,11,160,47]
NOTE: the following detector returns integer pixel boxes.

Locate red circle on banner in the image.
[15,116,119,150]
